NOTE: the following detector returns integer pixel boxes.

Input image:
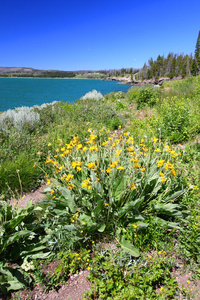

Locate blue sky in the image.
[0,0,199,71]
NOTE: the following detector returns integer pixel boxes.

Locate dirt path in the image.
[10,185,47,208]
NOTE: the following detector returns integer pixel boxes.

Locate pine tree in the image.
[195,30,200,71]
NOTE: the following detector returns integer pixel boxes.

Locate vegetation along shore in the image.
[0,75,200,299]
[0,31,200,299]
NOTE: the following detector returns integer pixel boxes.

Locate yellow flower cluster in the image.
[43,128,181,200]
[82,178,92,190]
[71,161,83,172]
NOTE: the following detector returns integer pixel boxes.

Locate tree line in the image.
[135,30,200,80]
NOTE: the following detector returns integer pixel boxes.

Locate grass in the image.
[0,76,200,299]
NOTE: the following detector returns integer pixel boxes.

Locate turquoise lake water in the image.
[0,78,131,111]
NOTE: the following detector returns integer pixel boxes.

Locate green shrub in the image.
[136,88,158,109]
[158,97,190,143]
[42,129,187,255]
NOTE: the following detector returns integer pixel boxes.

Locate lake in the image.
[0,78,131,111]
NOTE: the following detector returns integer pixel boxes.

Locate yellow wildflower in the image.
[124,132,129,136]
[155,148,161,153]
[132,223,138,228]
[106,168,111,174]
[171,169,176,176]
[89,145,98,152]
[105,203,109,206]
[157,160,165,167]
[46,178,51,185]
[83,146,87,152]
[141,168,146,172]
[160,172,167,184]
[82,178,89,188]
[164,161,173,170]
[110,161,118,168]
[153,137,158,144]
[170,150,178,159]
[77,167,83,172]
[48,142,51,147]
[130,183,136,190]
[88,162,96,169]
[117,166,124,170]
[130,157,138,163]
[59,164,65,170]
[45,158,53,164]
[65,174,74,182]
[71,161,82,169]
[76,144,83,150]
[68,183,75,190]
[90,134,97,140]
[134,163,140,169]
[50,189,54,194]
[165,145,171,152]
[115,149,121,157]
[102,141,109,146]
[64,150,70,156]
[66,144,73,149]
[61,146,65,151]
[128,146,135,152]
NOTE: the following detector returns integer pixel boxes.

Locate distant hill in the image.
[0,67,139,78]
[0,67,43,74]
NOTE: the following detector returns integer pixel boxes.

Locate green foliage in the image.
[0,262,33,294]
[136,88,158,109]
[0,200,51,294]
[84,247,178,299]
[1,76,200,296]
[158,97,190,143]
[0,200,49,262]
[115,100,126,110]
[0,153,43,197]
[43,130,186,256]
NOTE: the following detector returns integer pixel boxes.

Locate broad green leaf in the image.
[3,230,33,250]
[59,187,77,213]
[119,236,140,257]
[63,225,76,230]
[98,223,106,232]
[118,198,144,218]
[25,251,51,259]
[20,244,47,256]
[4,214,26,230]
[113,176,127,200]
[93,199,104,214]
[165,190,184,202]
[154,203,182,217]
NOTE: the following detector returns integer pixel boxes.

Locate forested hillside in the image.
[136,30,200,80]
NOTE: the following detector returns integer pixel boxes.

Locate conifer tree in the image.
[195,30,200,71]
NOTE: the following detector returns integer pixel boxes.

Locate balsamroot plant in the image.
[42,128,187,252]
